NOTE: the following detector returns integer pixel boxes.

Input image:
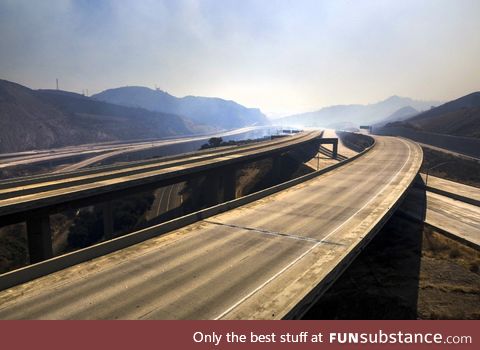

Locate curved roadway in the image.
[0,126,271,171]
[0,131,321,216]
[0,136,422,319]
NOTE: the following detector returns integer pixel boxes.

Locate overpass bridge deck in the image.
[0,136,422,319]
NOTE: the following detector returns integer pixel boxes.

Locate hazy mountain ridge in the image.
[277,96,439,128]
[384,92,480,138]
[0,79,207,153]
[375,106,419,127]
[93,86,269,130]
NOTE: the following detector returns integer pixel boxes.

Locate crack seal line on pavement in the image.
[203,220,344,246]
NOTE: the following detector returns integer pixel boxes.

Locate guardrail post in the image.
[26,214,53,263]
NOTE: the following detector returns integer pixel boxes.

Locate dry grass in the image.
[417,227,480,319]
[421,147,480,188]
[422,227,480,273]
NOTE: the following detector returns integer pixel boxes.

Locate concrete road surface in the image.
[425,192,480,248]
[0,136,422,319]
[322,129,358,158]
[421,173,480,203]
[402,185,480,249]
[146,183,184,221]
[0,131,322,216]
[0,127,270,171]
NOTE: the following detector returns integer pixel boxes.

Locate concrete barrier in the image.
[0,135,376,291]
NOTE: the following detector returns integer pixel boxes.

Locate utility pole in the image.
[56,78,59,90]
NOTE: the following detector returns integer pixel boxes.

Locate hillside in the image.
[93,86,269,130]
[0,79,206,153]
[277,96,439,128]
[375,106,419,127]
[390,92,480,138]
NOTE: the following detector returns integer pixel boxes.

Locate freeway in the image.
[0,136,422,319]
[0,126,271,171]
[421,173,480,204]
[323,129,358,158]
[146,182,185,221]
[401,175,480,249]
[424,192,480,248]
[0,130,322,218]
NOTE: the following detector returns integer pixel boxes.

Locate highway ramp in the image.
[424,192,480,249]
[322,129,358,158]
[401,176,480,249]
[0,136,422,319]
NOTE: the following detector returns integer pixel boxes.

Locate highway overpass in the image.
[0,130,328,263]
[0,126,275,172]
[400,174,480,250]
[0,135,422,319]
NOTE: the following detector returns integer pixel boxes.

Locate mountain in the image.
[0,79,207,153]
[325,121,359,132]
[277,96,439,128]
[92,86,269,130]
[374,106,419,127]
[384,92,480,138]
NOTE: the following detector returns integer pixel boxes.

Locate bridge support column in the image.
[202,166,237,205]
[26,215,53,263]
[221,167,236,202]
[272,154,282,176]
[102,201,114,239]
[332,141,338,159]
[204,172,222,206]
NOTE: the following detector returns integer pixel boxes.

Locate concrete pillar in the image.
[204,172,222,207]
[222,167,236,202]
[272,154,284,182]
[332,141,338,159]
[102,201,114,238]
[26,215,53,263]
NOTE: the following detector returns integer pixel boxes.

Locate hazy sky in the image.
[1,0,479,115]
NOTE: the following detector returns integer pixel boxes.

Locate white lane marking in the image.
[156,188,166,217]
[166,184,175,211]
[214,138,414,320]
[318,138,412,244]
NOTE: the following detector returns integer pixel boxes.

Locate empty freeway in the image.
[400,174,480,249]
[0,130,325,264]
[0,126,273,172]
[0,130,322,217]
[0,135,422,319]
